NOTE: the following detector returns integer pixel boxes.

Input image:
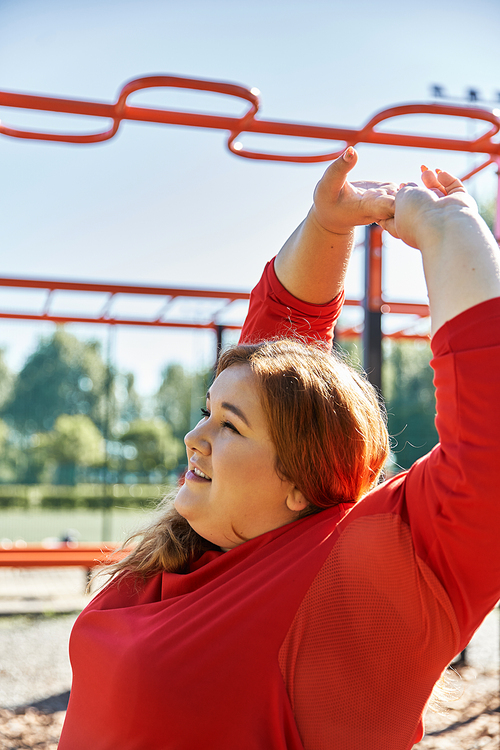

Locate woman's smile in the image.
[187,467,212,481]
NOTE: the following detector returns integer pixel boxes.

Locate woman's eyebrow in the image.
[206,390,251,428]
[221,401,250,427]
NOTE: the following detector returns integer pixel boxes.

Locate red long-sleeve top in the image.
[59,260,500,750]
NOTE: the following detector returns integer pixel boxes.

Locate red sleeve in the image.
[239,257,344,348]
[403,296,500,643]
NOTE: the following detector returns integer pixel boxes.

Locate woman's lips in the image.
[186,469,211,483]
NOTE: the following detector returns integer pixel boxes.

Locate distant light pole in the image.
[430,85,500,222]
[430,85,500,105]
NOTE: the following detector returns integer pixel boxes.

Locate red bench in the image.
[0,545,130,568]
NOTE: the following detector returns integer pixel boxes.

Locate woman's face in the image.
[174,364,305,550]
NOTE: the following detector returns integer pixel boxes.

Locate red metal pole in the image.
[495,158,500,243]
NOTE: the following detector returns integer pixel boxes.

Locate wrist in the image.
[415,204,479,252]
[308,207,354,238]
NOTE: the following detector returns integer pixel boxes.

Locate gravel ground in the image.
[0,568,498,749]
[0,614,77,711]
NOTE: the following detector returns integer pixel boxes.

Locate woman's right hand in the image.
[379,168,500,335]
[378,169,476,249]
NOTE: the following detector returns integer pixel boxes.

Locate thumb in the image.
[341,146,358,168]
[315,147,358,199]
[327,146,358,181]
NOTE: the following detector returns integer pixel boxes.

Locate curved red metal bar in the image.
[1,74,499,166]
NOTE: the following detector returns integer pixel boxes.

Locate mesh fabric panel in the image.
[278,514,460,750]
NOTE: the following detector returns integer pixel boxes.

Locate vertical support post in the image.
[213,324,225,374]
[495,158,500,243]
[102,324,115,542]
[363,224,383,393]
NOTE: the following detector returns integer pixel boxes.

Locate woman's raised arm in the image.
[375,172,500,643]
[274,147,397,304]
[379,171,500,334]
[240,150,397,344]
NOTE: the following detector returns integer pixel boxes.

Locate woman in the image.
[58,151,500,749]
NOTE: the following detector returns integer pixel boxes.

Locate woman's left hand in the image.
[311,147,398,235]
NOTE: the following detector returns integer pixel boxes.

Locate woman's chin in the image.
[173,490,191,520]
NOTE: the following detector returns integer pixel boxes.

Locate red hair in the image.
[216,339,389,508]
[102,338,389,580]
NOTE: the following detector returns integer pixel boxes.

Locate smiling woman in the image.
[57,151,500,750]
[176,363,309,550]
[176,341,388,550]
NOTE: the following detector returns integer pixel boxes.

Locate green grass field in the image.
[0,507,154,544]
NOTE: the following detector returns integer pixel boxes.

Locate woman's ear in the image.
[285,487,309,513]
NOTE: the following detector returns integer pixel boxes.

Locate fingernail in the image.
[343,146,355,161]
[420,165,429,173]
[436,168,442,174]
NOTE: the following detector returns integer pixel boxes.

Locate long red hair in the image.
[216,339,389,508]
[102,338,389,579]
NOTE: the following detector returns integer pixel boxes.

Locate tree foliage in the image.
[0,328,213,483]
[155,363,212,443]
[383,339,438,472]
[0,349,14,410]
[0,325,441,485]
[335,337,438,473]
[115,372,142,426]
[49,414,105,466]
[2,329,109,433]
[46,414,105,485]
[120,418,183,479]
[478,195,496,235]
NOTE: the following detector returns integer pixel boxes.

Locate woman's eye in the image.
[200,407,239,434]
[222,420,240,434]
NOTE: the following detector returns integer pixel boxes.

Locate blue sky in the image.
[0,0,499,393]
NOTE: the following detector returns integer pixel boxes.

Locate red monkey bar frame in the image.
[0,74,498,334]
[0,274,429,338]
[0,75,498,565]
[0,74,499,168]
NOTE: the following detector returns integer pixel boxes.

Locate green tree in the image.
[120,418,183,480]
[115,372,143,426]
[0,418,20,483]
[383,339,438,472]
[155,364,211,443]
[336,337,438,472]
[0,349,14,411]
[0,418,52,484]
[47,414,105,485]
[2,328,109,433]
[478,195,496,235]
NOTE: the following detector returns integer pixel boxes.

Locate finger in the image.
[434,170,466,196]
[319,147,359,188]
[397,184,436,201]
[420,167,447,195]
[367,193,396,221]
[352,180,398,193]
[377,217,399,239]
[341,146,358,169]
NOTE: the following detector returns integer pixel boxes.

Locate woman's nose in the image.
[184,421,211,455]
